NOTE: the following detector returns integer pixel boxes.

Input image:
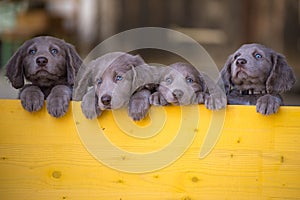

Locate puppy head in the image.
[73,52,126,101]
[94,53,145,110]
[6,36,82,88]
[221,43,296,93]
[158,62,205,105]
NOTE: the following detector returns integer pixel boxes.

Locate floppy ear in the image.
[64,43,83,86]
[220,54,234,94]
[126,54,145,92]
[201,73,221,95]
[130,64,139,92]
[266,52,296,94]
[198,72,208,93]
[73,60,95,101]
[132,54,145,67]
[5,44,26,89]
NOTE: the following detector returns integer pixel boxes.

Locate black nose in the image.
[236,58,247,66]
[36,57,48,66]
[172,89,183,99]
[101,95,111,106]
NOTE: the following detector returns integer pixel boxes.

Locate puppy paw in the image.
[129,89,152,121]
[149,92,168,106]
[256,94,281,115]
[81,95,102,119]
[129,98,150,121]
[47,95,70,118]
[20,86,44,112]
[196,92,205,104]
[205,93,227,110]
[46,86,71,118]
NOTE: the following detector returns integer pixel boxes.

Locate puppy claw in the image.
[128,100,149,121]
[129,110,147,121]
[196,92,205,104]
[129,112,147,121]
[46,96,70,118]
[129,91,151,121]
[149,92,168,106]
[205,93,227,110]
[20,86,44,112]
[256,94,281,115]
[21,96,44,112]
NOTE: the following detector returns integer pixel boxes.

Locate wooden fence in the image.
[0,100,299,199]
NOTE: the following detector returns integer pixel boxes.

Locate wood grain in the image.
[0,100,299,200]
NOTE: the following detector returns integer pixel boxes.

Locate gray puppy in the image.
[74,52,161,121]
[221,43,296,115]
[6,36,82,117]
[150,62,226,110]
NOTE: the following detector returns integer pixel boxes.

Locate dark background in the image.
[0,0,299,104]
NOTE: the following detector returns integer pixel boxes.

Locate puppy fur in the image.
[74,52,162,121]
[150,62,226,110]
[6,36,82,117]
[221,43,296,115]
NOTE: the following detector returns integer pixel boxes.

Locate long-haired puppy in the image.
[150,62,226,110]
[6,36,82,117]
[221,43,296,115]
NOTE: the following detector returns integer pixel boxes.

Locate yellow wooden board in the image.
[0,99,300,199]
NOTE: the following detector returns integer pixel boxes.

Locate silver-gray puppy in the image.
[221,43,296,115]
[150,62,226,110]
[74,52,162,121]
[6,36,82,117]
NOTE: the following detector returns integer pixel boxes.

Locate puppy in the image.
[6,36,82,117]
[74,52,161,121]
[221,43,296,115]
[149,62,226,110]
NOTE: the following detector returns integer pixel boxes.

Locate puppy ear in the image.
[266,52,296,94]
[73,61,93,101]
[132,54,145,67]
[5,44,26,89]
[198,72,208,93]
[220,54,234,93]
[64,43,83,86]
[130,64,138,92]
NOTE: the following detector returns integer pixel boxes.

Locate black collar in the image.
[229,86,267,95]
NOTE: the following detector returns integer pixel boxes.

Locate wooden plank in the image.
[0,99,300,199]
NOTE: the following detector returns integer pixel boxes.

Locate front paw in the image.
[256,94,281,115]
[149,92,168,106]
[46,86,71,118]
[81,95,102,119]
[196,92,205,104]
[20,86,44,112]
[129,89,153,121]
[46,95,70,118]
[204,93,227,110]
[129,95,151,121]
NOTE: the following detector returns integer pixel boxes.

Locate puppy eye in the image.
[96,78,102,85]
[51,48,58,55]
[165,77,172,84]
[29,49,36,55]
[254,53,262,59]
[116,75,123,81]
[186,77,194,83]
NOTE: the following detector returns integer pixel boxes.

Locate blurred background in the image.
[0,0,299,104]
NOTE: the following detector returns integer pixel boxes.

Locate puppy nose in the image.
[101,95,111,105]
[236,58,247,66]
[36,57,48,66]
[172,89,183,99]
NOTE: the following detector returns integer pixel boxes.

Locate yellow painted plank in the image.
[0,99,300,200]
